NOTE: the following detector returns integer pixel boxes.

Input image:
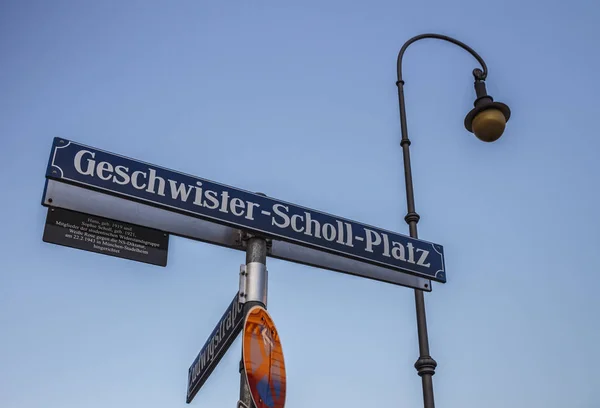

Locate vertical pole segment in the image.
[397,80,437,408]
[238,235,268,408]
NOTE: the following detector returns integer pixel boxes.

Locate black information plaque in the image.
[43,207,169,266]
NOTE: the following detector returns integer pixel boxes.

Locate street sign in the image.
[43,179,431,291]
[187,293,244,404]
[44,138,446,284]
[43,206,169,266]
[242,306,286,408]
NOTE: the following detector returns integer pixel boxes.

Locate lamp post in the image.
[395,33,511,408]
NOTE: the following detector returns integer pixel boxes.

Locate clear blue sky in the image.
[1,1,599,407]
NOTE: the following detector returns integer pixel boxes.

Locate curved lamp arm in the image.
[396,33,488,83]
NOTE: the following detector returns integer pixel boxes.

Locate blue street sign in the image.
[187,293,244,403]
[45,138,446,283]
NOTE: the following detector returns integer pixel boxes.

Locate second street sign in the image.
[45,138,446,283]
[187,293,244,403]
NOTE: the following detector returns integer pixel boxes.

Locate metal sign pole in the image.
[238,231,268,408]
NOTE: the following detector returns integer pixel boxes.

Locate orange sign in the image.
[242,306,286,408]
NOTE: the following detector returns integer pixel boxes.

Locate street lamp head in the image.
[465,103,511,142]
[464,70,511,142]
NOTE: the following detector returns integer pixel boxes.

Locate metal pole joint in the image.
[414,356,438,377]
[404,211,421,225]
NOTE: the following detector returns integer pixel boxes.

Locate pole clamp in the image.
[238,262,268,306]
[236,230,273,253]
